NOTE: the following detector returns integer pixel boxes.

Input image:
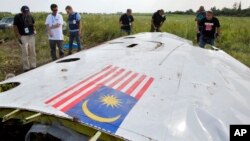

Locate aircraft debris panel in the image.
[0,32,250,141]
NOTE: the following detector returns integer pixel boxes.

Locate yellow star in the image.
[99,95,122,108]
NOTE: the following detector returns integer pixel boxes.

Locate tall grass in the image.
[0,13,249,81]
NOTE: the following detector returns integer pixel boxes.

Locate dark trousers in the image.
[120,29,131,35]
[199,35,215,48]
[49,40,64,61]
[150,24,162,32]
[197,26,203,43]
[69,31,82,54]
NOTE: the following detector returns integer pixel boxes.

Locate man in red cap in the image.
[13,6,36,72]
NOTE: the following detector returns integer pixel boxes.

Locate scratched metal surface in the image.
[0,32,250,141]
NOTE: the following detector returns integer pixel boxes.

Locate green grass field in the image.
[0,13,250,81]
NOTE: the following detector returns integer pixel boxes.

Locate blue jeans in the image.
[199,36,215,48]
[69,31,82,54]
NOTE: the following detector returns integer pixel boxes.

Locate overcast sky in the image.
[0,0,249,13]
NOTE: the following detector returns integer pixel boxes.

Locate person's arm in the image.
[215,18,221,37]
[13,16,21,39]
[77,13,82,36]
[51,24,60,29]
[119,15,123,27]
[78,20,82,36]
[32,17,36,34]
[50,23,60,29]
[197,19,203,33]
[151,14,157,29]
[159,16,166,27]
[130,16,134,27]
[46,24,53,37]
[216,27,221,38]
[45,15,53,37]
[196,23,200,33]
[50,15,62,29]
[216,27,220,36]
[13,25,21,39]
[195,13,198,21]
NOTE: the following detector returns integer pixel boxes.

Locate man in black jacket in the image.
[151,9,166,32]
[119,9,134,35]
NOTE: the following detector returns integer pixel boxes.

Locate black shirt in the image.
[119,14,134,30]
[199,17,220,38]
[14,13,35,35]
[152,12,166,26]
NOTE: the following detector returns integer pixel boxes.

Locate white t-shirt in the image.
[45,13,64,40]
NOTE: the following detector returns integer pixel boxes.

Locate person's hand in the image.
[196,28,200,33]
[78,31,81,36]
[16,33,21,40]
[215,33,220,38]
[49,31,53,37]
[18,39,23,45]
[50,23,60,29]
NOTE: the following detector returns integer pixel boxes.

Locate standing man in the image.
[119,9,134,35]
[195,6,206,43]
[65,5,82,55]
[45,4,64,61]
[13,6,36,72]
[151,9,166,32]
[198,11,220,48]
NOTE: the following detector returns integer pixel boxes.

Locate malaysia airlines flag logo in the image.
[45,65,154,133]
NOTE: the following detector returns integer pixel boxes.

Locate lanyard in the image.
[22,15,29,27]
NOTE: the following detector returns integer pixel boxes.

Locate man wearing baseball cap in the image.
[13,6,36,72]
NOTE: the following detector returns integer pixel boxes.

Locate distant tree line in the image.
[1,2,250,18]
[168,2,250,17]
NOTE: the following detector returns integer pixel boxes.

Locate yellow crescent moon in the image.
[82,100,121,123]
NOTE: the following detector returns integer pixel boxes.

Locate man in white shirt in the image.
[45,4,64,61]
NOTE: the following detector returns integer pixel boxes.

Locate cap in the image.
[21,6,30,13]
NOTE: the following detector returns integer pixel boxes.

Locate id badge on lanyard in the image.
[24,27,29,34]
[23,16,30,34]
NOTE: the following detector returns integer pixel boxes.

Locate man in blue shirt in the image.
[65,6,82,55]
